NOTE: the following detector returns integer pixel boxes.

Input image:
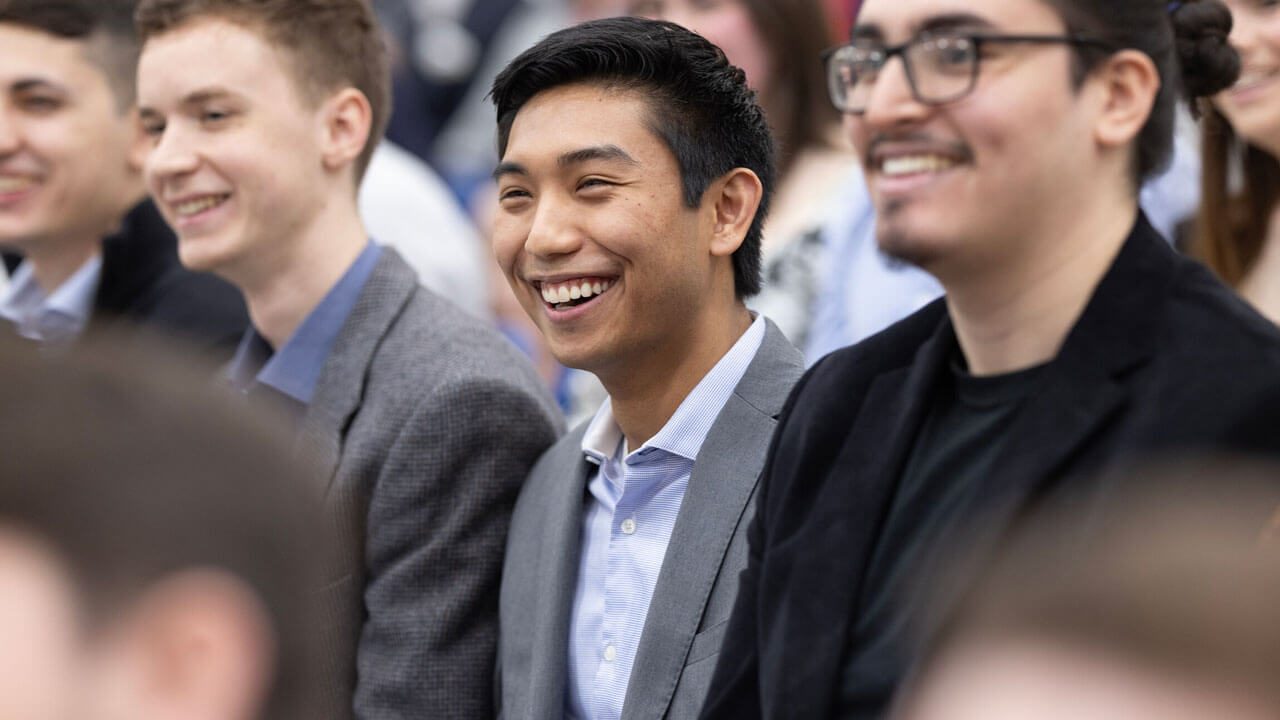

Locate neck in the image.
[941,196,1138,376]
[23,235,103,296]
[1238,207,1280,324]
[21,187,146,295]
[600,301,753,449]
[235,196,368,349]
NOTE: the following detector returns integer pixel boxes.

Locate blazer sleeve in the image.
[353,378,560,720]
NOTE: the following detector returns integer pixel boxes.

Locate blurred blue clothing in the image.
[0,256,102,345]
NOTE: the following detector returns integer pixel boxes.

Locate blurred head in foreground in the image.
[896,459,1280,720]
[0,337,326,720]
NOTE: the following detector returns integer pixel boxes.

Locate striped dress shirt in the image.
[566,315,766,720]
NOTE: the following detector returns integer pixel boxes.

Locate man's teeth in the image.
[174,195,227,217]
[881,155,957,177]
[540,278,615,305]
[0,176,36,193]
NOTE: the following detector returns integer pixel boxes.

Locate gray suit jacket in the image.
[304,249,563,720]
[496,320,803,720]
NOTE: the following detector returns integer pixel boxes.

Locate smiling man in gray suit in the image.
[489,17,804,720]
[133,1,562,719]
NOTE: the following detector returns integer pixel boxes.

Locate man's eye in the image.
[142,122,166,137]
[201,110,233,125]
[20,95,62,112]
[500,188,531,202]
[578,178,613,191]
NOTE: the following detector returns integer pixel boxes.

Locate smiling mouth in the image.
[172,193,230,218]
[538,277,616,310]
[0,176,37,193]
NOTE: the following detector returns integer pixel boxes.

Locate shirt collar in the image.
[228,242,382,404]
[0,255,102,344]
[582,314,767,464]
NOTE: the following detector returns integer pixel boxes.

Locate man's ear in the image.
[708,167,764,258]
[1090,48,1162,151]
[318,87,374,175]
[110,570,276,720]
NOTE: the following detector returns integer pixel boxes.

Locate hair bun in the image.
[1172,0,1241,99]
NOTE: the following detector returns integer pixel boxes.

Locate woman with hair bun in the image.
[1197,0,1280,322]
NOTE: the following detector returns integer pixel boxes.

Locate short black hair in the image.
[491,16,776,298]
[0,0,141,109]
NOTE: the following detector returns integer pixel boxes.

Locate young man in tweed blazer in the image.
[134,1,563,718]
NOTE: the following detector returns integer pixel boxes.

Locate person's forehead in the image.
[138,17,291,97]
[506,82,665,159]
[854,0,1062,40]
[0,23,105,91]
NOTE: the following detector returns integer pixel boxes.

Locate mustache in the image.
[864,133,974,166]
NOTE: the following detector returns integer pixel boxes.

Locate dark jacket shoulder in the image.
[92,200,247,357]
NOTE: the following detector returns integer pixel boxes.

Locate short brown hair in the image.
[135,0,391,181]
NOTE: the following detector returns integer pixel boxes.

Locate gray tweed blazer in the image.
[496,320,803,720]
[304,249,563,720]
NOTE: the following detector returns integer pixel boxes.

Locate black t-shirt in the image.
[836,350,1047,719]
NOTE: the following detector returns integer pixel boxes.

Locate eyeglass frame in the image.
[823,32,1115,114]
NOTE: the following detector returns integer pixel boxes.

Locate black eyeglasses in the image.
[824,33,1113,114]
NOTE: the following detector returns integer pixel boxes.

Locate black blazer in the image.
[4,200,247,358]
[87,200,247,357]
[699,213,1280,720]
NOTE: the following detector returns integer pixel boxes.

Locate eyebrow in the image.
[492,144,639,181]
[9,77,65,94]
[852,12,997,42]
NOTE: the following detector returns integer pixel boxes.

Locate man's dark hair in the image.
[0,337,330,720]
[1040,0,1239,186]
[0,0,141,108]
[135,0,391,182]
[491,16,777,298]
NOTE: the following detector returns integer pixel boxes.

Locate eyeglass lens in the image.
[827,36,978,113]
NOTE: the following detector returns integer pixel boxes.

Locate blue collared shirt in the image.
[0,256,102,345]
[227,242,382,407]
[566,314,766,720]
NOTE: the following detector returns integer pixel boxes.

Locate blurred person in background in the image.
[628,0,857,350]
[133,0,563,717]
[0,337,328,720]
[698,1,1280,719]
[0,0,246,354]
[895,460,1280,720]
[1196,0,1280,324]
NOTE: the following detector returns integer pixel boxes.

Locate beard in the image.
[875,198,941,270]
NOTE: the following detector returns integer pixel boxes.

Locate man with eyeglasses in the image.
[698,1,1280,720]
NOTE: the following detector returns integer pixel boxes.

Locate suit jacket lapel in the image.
[298,249,418,486]
[782,313,952,719]
[525,437,593,719]
[622,322,804,720]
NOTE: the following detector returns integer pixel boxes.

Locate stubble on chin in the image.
[875,198,937,269]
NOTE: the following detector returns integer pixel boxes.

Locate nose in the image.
[144,121,200,185]
[860,54,931,130]
[1229,13,1259,58]
[524,191,584,260]
[0,106,20,156]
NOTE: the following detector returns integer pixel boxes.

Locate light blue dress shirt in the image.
[227,242,382,406]
[0,256,102,345]
[566,314,766,720]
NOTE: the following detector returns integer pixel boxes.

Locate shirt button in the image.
[621,518,636,535]
[604,645,617,662]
